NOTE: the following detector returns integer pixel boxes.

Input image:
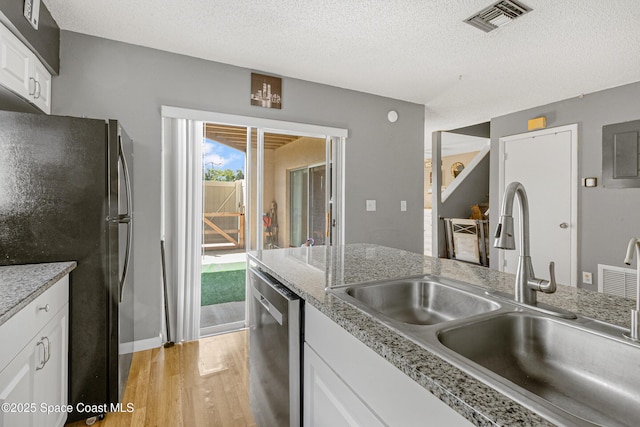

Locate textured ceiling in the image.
[43,0,640,136]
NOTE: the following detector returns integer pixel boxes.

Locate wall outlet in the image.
[366,200,376,211]
[582,271,593,285]
[400,200,407,211]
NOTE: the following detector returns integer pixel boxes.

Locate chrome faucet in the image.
[623,238,640,341]
[494,181,557,306]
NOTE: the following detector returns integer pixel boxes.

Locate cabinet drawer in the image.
[0,276,69,370]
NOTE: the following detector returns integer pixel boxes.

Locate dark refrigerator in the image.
[0,110,134,424]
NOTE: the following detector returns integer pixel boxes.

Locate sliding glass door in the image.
[256,132,334,250]
[290,164,327,247]
[161,104,347,340]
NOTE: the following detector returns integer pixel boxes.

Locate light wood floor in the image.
[68,330,256,427]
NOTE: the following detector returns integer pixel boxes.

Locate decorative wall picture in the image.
[251,73,282,109]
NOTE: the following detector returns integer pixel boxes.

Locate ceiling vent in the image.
[464,0,532,32]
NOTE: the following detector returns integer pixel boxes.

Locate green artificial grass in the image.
[201,262,246,306]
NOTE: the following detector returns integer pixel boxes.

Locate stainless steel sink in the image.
[329,275,640,426]
[337,277,500,325]
[438,312,640,426]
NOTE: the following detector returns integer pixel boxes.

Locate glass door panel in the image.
[309,165,326,246]
[199,123,249,337]
[262,133,327,249]
[289,168,308,247]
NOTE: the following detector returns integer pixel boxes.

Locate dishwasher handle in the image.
[252,283,284,325]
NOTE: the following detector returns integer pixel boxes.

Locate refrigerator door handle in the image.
[118,135,133,303]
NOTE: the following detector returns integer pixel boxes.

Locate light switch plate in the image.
[400,200,407,211]
[366,200,376,211]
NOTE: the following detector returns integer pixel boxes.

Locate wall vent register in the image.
[598,264,637,298]
[464,0,532,33]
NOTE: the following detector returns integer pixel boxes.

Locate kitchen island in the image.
[249,244,636,426]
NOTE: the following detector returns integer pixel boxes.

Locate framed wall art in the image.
[250,73,282,109]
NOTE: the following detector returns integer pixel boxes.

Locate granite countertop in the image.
[0,261,77,327]
[249,244,636,426]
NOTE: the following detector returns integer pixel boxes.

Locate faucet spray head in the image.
[494,215,516,250]
[624,238,639,265]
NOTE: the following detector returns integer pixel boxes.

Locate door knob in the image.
[559,222,569,229]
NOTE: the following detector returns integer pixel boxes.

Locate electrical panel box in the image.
[602,119,640,188]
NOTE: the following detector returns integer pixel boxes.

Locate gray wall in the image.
[52,31,425,341]
[490,81,640,290]
[449,122,490,138]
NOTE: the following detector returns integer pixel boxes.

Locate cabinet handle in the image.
[35,337,51,370]
[34,80,41,99]
[36,340,46,370]
[29,77,36,96]
[42,336,51,364]
[38,304,50,312]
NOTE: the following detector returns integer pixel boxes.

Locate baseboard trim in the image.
[200,321,246,338]
[120,333,163,354]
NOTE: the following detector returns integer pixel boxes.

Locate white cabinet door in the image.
[304,343,384,427]
[0,304,68,427]
[0,22,52,114]
[0,342,36,427]
[31,58,51,114]
[33,305,68,427]
[0,277,69,427]
[0,23,31,99]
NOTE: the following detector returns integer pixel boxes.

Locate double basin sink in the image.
[330,277,640,426]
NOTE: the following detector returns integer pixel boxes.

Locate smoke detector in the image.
[464,0,532,32]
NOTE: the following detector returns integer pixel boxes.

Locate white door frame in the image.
[498,123,578,287]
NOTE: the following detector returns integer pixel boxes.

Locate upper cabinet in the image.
[0,20,51,113]
[0,0,60,74]
[30,49,51,112]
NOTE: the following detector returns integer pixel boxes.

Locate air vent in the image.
[465,0,532,32]
[598,264,637,298]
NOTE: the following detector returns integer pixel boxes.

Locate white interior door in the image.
[499,124,578,286]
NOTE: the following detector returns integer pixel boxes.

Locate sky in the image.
[203,138,245,172]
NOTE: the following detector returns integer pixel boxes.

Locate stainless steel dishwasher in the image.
[249,265,302,427]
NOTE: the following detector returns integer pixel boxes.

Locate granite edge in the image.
[0,261,77,327]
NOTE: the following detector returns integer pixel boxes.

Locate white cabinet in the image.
[304,343,385,427]
[0,276,69,427]
[33,307,68,427]
[0,353,32,427]
[304,305,471,427]
[0,22,30,98]
[30,58,51,113]
[0,21,52,114]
